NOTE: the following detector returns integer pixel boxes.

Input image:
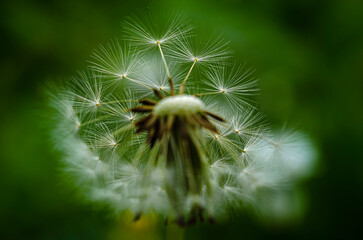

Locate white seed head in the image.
[49,13,317,224]
[153,95,204,116]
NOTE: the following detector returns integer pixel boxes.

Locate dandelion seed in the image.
[166,33,230,67]
[49,14,316,226]
[90,40,145,89]
[124,13,193,49]
[200,62,259,113]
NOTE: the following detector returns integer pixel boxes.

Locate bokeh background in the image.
[1,0,362,239]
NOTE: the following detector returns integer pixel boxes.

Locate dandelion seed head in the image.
[49,13,316,226]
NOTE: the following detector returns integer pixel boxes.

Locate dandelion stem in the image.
[179,58,197,95]
[157,42,175,95]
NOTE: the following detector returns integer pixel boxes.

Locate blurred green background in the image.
[1,0,362,239]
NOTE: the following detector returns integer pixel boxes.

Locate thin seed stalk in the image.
[157,42,175,95]
[180,59,197,95]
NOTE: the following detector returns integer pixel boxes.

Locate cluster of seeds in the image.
[50,14,315,226]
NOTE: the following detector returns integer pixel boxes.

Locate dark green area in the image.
[1,0,362,239]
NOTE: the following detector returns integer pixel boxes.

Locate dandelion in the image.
[50,14,316,226]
